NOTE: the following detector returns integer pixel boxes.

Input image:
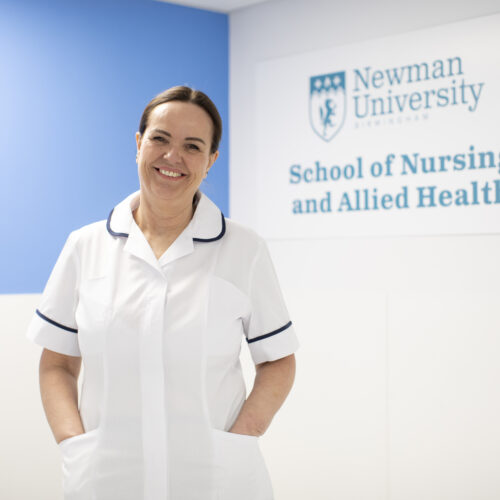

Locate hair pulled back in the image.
[138,86,222,154]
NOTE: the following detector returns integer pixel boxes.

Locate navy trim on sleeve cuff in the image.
[247,320,292,344]
[36,309,78,334]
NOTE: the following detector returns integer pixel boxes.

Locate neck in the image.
[133,192,195,238]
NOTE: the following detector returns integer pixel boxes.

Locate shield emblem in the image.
[309,72,346,142]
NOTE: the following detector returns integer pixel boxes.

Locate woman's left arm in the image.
[229,354,296,437]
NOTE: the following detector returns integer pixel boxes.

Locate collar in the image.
[106,190,226,243]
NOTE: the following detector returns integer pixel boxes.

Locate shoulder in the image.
[70,219,108,241]
[216,217,270,272]
[66,219,110,255]
[223,218,266,252]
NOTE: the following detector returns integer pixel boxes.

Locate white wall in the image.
[230,1,500,499]
[0,295,63,500]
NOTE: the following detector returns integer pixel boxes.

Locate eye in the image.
[186,143,201,151]
[152,135,167,143]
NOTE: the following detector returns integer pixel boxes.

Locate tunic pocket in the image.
[212,429,274,500]
[59,429,99,500]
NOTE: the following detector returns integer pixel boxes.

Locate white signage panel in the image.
[255,14,500,238]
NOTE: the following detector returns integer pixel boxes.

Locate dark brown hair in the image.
[138,86,222,154]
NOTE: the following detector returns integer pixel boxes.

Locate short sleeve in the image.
[243,240,299,365]
[26,232,81,356]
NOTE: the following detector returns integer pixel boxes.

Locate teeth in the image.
[159,169,182,178]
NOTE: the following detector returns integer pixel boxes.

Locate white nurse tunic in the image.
[27,191,299,500]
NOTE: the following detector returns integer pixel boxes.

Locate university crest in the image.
[309,71,346,142]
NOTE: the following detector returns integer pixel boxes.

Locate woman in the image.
[27,86,298,500]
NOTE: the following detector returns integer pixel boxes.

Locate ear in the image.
[135,131,142,152]
[206,150,219,174]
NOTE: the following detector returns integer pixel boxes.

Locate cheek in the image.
[197,156,212,172]
[138,148,155,170]
[137,158,151,182]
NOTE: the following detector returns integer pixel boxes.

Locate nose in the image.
[163,145,182,163]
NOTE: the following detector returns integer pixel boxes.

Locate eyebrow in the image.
[150,128,206,145]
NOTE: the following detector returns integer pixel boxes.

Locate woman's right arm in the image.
[39,348,85,444]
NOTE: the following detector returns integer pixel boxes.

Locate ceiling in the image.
[156,0,270,13]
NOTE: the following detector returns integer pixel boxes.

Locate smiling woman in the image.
[134,95,220,257]
[27,86,299,500]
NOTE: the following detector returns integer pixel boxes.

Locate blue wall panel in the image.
[0,0,228,293]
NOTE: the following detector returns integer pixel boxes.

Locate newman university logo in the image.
[309,71,346,142]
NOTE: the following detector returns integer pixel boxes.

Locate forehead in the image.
[147,101,213,139]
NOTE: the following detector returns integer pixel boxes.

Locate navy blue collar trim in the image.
[247,321,292,344]
[106,208,129,238]
[193,212,226,243]
[106,208,225,242]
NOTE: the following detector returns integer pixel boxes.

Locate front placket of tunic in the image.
[120,220,171,500]
[120,219,217,499]
[159,228,218,500]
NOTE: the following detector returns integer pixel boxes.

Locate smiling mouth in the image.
[154,167,185,178]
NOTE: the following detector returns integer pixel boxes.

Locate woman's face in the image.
[136,101,218,207]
